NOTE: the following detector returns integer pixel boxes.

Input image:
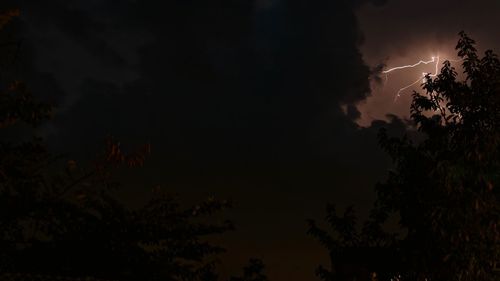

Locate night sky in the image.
[5,1,500,280]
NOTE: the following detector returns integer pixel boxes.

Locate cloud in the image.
[46,0,398,168]
[8,1,409,280]
[21,0,124,66]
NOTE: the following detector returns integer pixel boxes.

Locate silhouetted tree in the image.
[312,32,500,281]
[375,32,500,280]
[0,10,247,281]
[229,259,268,281]
[308,204,398,281]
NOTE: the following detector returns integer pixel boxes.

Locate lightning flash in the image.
[382,55,460,100]
[382,56,439,75]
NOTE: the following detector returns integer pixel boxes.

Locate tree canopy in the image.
[310,32,500,281]
[378,31,500,281]
[0,9,268,281]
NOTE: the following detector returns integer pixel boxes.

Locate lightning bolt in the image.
[382,55,461,101]
[382,57,438,74]
[393,76,423,100]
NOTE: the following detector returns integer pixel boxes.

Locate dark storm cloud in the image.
[0,7,64,107]
[9,1,406,280]
[20,0,124,66]
[29,0,397,161]
[359,0,500,63]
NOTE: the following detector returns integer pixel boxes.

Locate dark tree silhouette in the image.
[308,204,398,281]
[0,74,232,281]
[228,259,268,281]
[0,10,270,281]
[375,32,500,280]
[311,32,500,281]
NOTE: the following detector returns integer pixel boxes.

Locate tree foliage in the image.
[229,259,268,281]
[0,10,251,281]
[375,31,500,280]
[307,204,399,281]
[311,32,500,281]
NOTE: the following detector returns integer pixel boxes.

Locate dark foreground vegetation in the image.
[309,32,500,281]
[1,9,499,281]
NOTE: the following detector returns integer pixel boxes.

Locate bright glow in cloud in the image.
[382,55,461,100]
